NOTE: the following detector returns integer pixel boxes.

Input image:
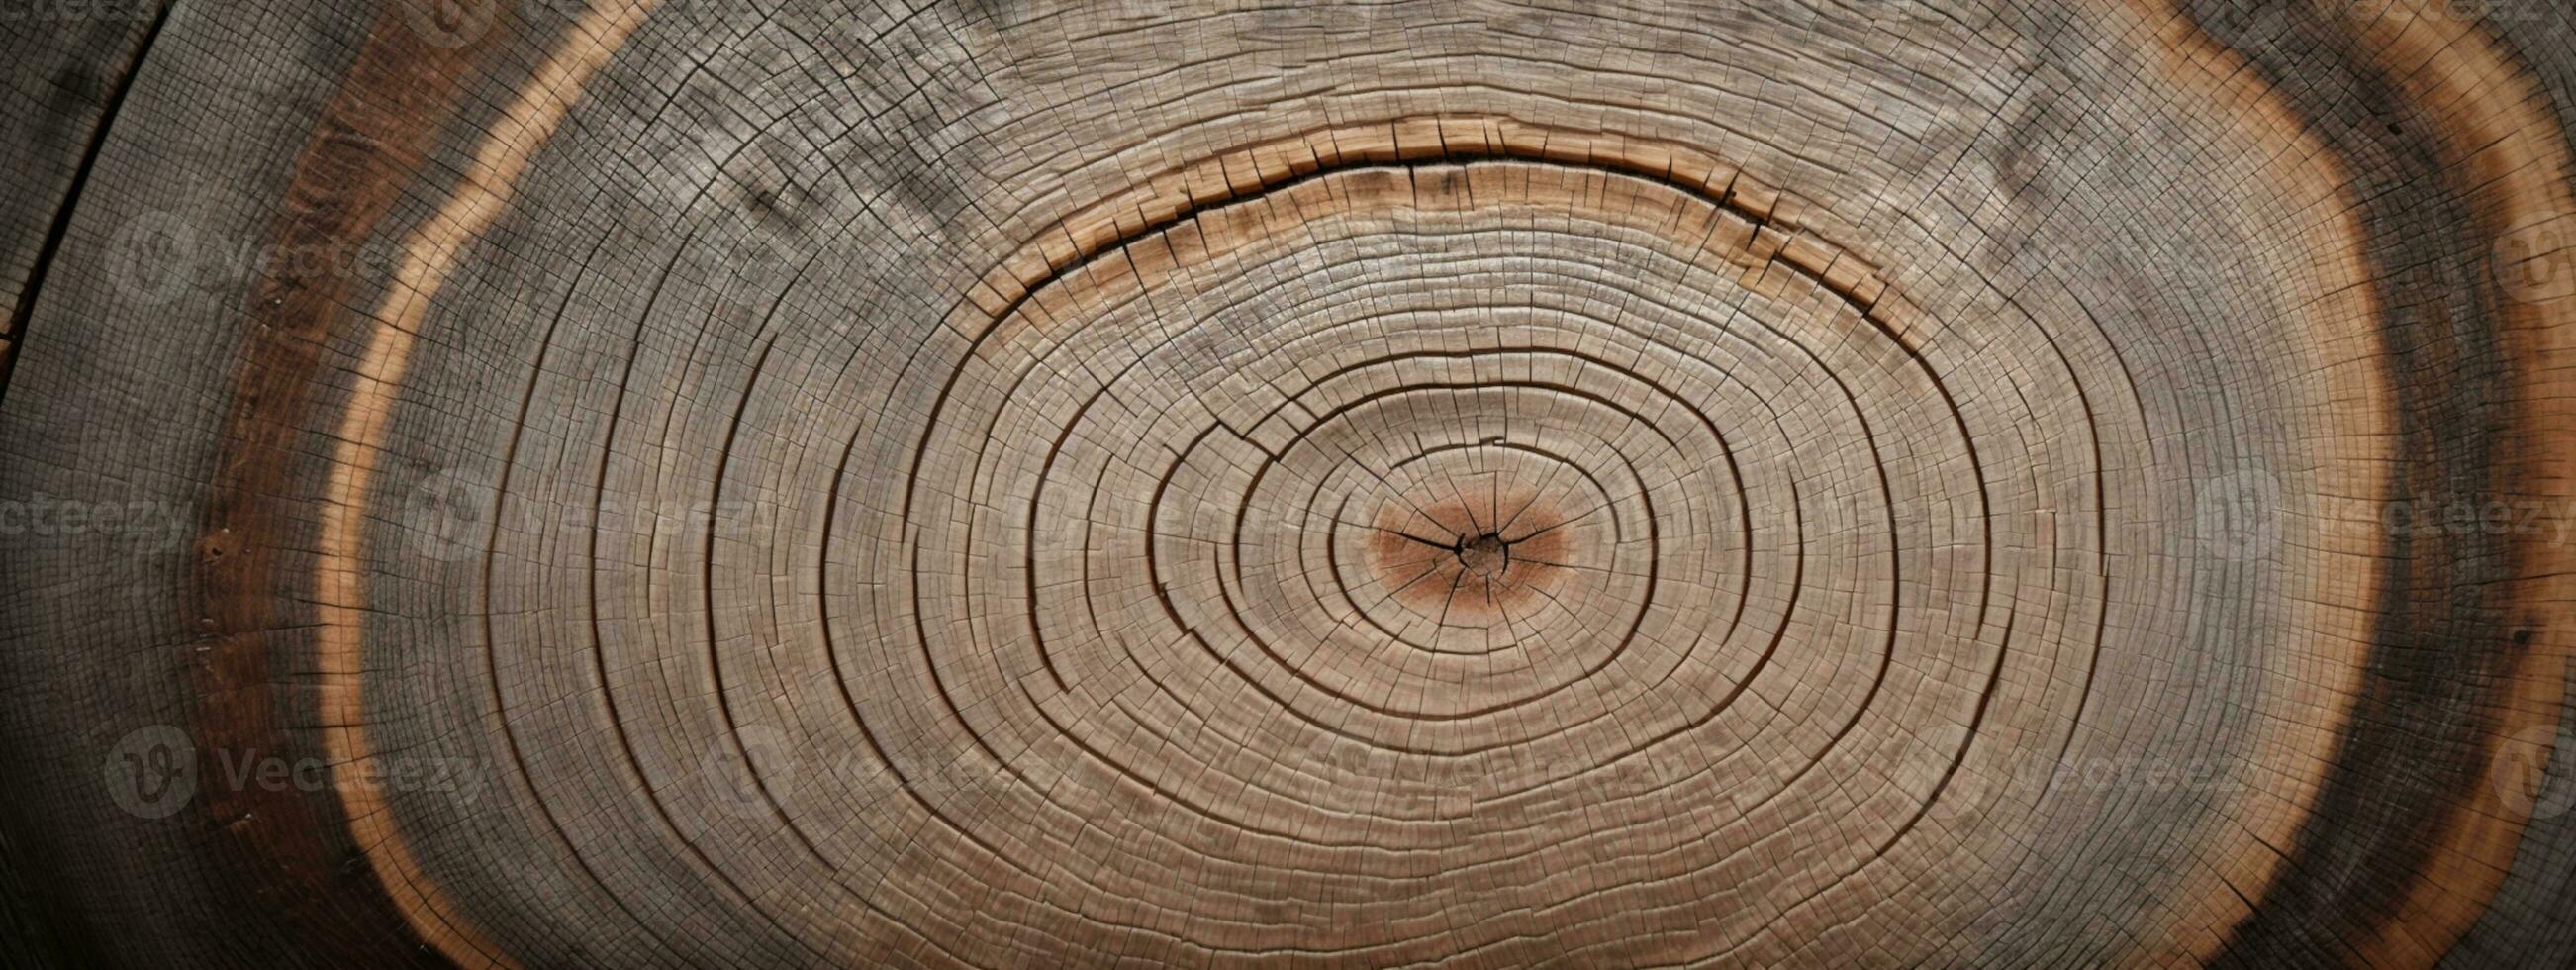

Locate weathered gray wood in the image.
[3,0,2574,966]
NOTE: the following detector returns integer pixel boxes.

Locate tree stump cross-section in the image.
[4,0,2576,966]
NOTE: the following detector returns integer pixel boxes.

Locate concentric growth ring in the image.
[801,120,2222,962]
[17,2,2576,966]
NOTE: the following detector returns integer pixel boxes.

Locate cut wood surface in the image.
[4,0,2576,966]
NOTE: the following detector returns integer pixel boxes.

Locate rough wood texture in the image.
[4,0,2576,966]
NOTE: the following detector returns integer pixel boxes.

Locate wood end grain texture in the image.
[3,0,2576,966]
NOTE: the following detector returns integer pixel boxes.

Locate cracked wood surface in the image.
[4,0,2576,966]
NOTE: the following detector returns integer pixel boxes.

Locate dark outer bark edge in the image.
[2183,1,2557,963]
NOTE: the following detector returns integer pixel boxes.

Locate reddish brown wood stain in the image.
[1369,493,1573,625]
[184,1,506,960]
